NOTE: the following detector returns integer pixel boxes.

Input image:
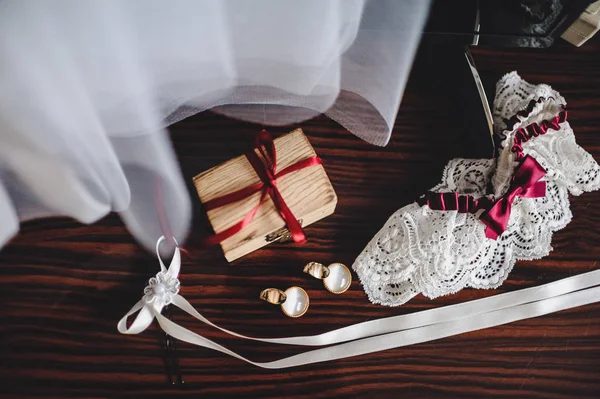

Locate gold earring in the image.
[260,287,309,318]
[303,262,352,294]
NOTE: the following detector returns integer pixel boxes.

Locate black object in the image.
[410,0,593,159]
[161,306,184,385]
[424,0,593,48]
[460,47,495,158]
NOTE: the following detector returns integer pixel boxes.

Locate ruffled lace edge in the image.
[493,71,566,134]
[509,106,567,159]
[354,184,575,306]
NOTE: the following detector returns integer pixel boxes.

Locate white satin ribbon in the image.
[118,237,600,369]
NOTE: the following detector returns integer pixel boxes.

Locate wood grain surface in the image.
[1,39,600,398]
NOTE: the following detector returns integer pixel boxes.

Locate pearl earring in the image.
[303,262,352,294]
[260,287,309,318]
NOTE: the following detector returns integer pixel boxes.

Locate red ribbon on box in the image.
[202,130,323,246]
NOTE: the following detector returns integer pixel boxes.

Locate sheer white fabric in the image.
[354,72,600,307]
[0,0,430,251]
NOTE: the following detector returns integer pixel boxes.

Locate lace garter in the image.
[353,72,600,307]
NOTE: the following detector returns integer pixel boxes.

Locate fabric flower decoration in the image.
[143,271,180,307]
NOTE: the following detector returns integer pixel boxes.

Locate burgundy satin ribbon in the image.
[202,130,323,246]
[511,107,567,159]
[480,155,547,240]
[418,192,494,214]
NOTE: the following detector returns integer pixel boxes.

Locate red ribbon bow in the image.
[203,130,323,246]
[480,155,547,240]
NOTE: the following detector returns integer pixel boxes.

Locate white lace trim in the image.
[493,71,566,136]
[354,72,599,307]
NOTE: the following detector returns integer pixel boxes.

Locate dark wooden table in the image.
[1,39,600,399]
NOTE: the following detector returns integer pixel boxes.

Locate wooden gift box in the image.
[193,129,337,262]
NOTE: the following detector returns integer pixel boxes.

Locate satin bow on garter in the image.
[480,155,547,239]
[420,155,547,240]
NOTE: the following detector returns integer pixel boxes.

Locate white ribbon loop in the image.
[117,301,154,335]
[118,237,600,369]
